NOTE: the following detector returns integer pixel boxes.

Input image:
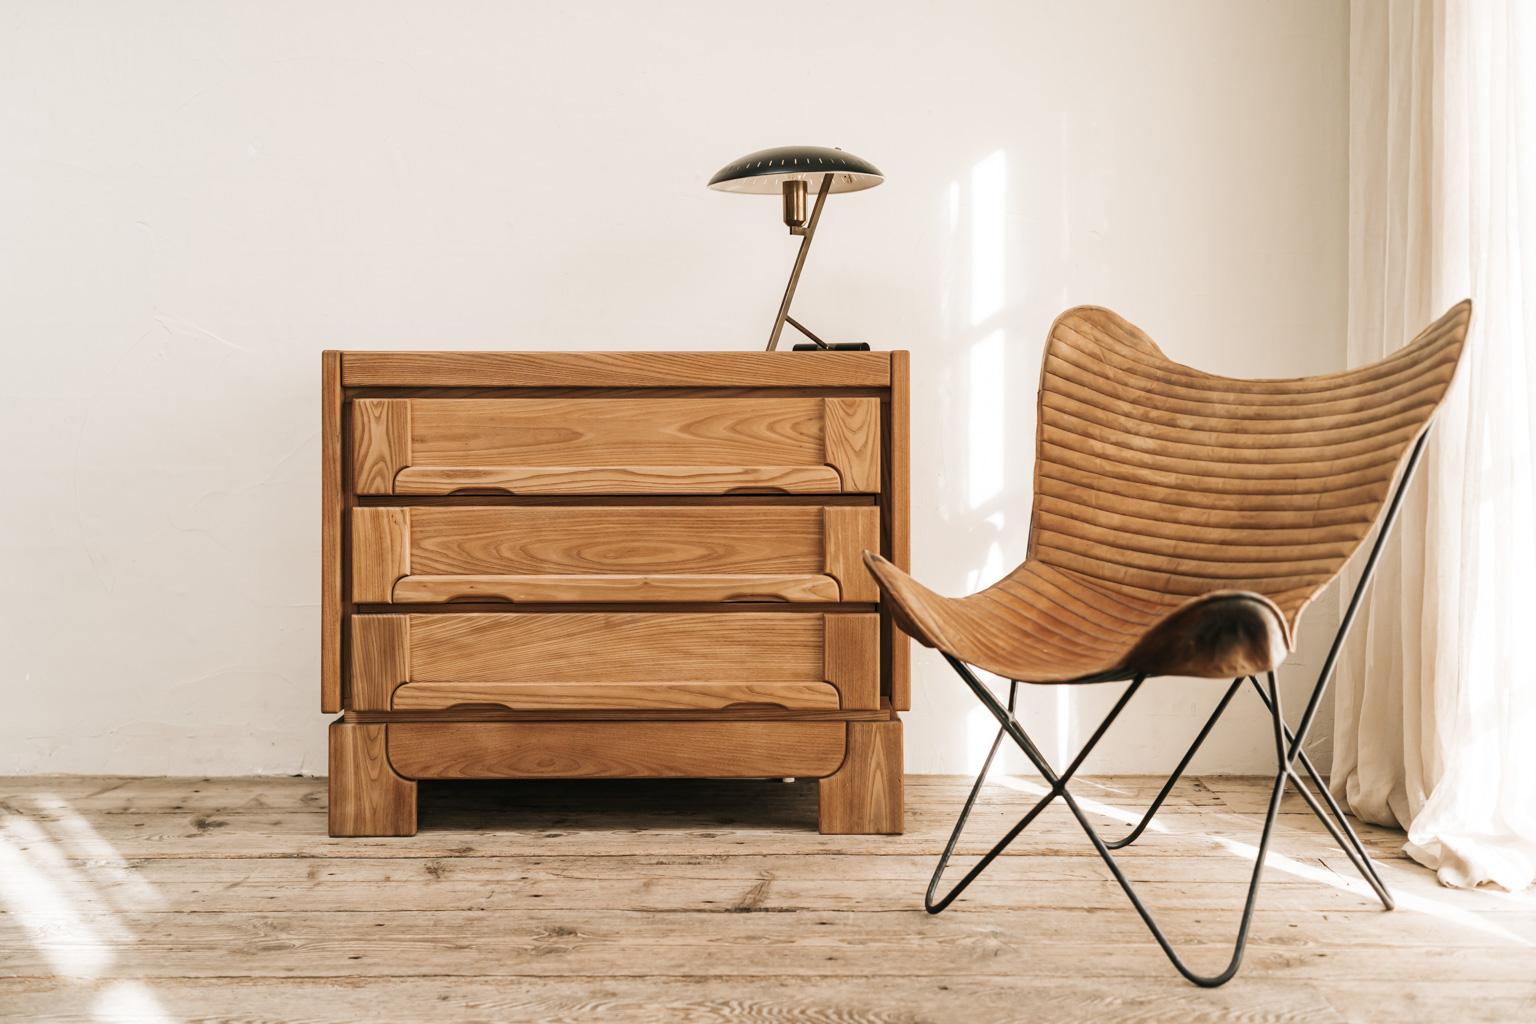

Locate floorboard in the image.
[2,775,1532,1023]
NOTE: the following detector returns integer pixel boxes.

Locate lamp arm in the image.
[767,172,835,351]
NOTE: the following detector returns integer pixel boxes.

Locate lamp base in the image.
[792,342,872,351]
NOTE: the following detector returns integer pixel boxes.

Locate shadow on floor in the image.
[417,777,822,833]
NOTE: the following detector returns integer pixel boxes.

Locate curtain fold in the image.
[1336,0,1536,890]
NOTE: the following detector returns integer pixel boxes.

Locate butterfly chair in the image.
[864,301,1472,987]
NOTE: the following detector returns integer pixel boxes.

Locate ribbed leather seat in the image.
[865,301,1472,683]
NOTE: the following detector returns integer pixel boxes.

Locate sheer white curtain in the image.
[1334,0,1536,891]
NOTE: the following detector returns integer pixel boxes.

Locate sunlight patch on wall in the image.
[968,150,1006,325]
[1054,687,1077,772]
[967,329,1006,510]
[965,700,1002,776]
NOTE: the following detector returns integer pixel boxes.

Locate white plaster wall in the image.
[0,0,1348,775]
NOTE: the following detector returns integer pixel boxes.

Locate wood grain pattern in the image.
[351,399,410,494]
[406,506,826,576]
[350,615,409,711]
[822,506,880,602]
[350,704,891,723]
[822,397,881,492]
[353,397,877,496]
[819,720,904,834]
[7,774,1535,1021]
[865,303,1472,683]
[341,350,891,388]
[408,613,825,684]
[350,508,409,603]
[327,720,415,836]
[387,721,848,779]
[886,350,911,710]
[381,612,878,712]
[411,397,825,467]
[391,681,841,712]
[823,615,881,710]
[321,351,343,713]
[391,573,841,604]
[393,464,846,496]
[355,505,874,605]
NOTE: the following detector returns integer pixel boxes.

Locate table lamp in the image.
[708,146,883,351]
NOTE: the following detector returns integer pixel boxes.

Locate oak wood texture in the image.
[350,504,879,604]
[824,505,881,602]
[866,303,1472,683]
[393,574,843,605]
[387,721,848,779]
[349,615,408,711]
[394,464,847,495]
[822,614,881,711]
[8,774,1531,1023]
[886,349,912,710]
[325,350,907,835]
[321,351,343,713]
[823,396,881,491]
[349,396,881,496]
[818,720,904,834]
[349,704,891,723]
[349,507,409,604]
[327,720,415,837]
[349,612,879,712]
[341,349,892,388]
[351,397,410,495]
[392,681,843,712]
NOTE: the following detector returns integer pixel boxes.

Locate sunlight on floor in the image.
[33,795,165,910]
[990,774,1536,947]
[94,981,175,1024]
[0,795,178,1022]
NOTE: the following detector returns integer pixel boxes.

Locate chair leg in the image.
[928,659,1352,987]
[926,657,1144,913]
[925,680,1019,911]
[1246,676,1395,909]
[1045,673,1292,987]
[1104,677,1245,850]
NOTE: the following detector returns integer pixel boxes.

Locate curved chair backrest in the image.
[1026,301,1472,635]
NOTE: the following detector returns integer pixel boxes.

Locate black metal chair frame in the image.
[925,430,1429,988]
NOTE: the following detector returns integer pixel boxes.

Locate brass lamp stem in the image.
[767,172,834,351]
[782,180,808,232]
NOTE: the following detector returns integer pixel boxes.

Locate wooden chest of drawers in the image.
[322,351,908,836]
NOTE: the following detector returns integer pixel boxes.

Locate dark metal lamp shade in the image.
[708,145,883,351]
[707,146,883,195]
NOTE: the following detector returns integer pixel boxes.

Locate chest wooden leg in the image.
[819,720,904,834]
[328,719,417,837]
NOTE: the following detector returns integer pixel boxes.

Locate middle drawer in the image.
[351,505,880,605]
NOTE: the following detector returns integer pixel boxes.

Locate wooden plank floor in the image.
[1,775,1533,1023]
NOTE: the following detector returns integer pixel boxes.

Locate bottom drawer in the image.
[350,611,879,712]
[386,720,848,779]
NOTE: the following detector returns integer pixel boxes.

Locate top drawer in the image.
[351,396,880,496]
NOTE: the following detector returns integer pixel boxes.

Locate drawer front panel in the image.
[387,721,848,779]
[350,505,880,604]
[351,396,880,495]
[349,612,879,712]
